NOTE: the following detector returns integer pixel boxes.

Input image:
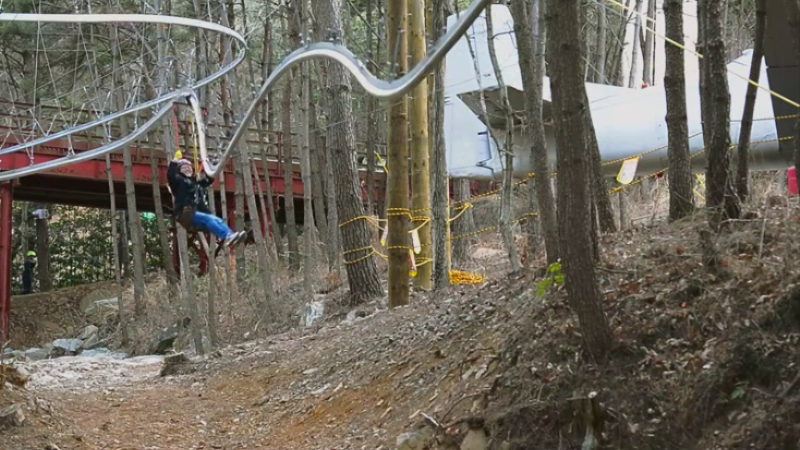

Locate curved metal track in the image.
[0,0,491,181]
[0,13,246,181]
[203,0,492,177]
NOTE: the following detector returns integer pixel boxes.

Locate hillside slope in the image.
[3,205,800,450]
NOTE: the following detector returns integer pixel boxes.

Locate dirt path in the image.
[7,272,520,450]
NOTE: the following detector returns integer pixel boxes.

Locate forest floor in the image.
[3,202,800,450]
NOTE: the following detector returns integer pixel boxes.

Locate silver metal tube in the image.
[0,96,178,181]
[203,0,492,177]
[0,13,245,161]
[0,0,491,181]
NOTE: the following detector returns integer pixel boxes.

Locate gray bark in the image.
[510,0,560,264]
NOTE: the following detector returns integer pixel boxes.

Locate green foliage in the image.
[11,203,168,292]
[535,261,564,296]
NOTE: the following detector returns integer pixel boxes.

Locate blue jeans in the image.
[191,211,234,240]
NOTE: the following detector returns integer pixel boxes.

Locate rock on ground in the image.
[0,403,25,428]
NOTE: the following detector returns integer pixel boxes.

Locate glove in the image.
[174,149,183,160]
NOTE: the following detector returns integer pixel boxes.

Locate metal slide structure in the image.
[0,0,496,183]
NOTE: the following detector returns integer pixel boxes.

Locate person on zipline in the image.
[167,150,246,249]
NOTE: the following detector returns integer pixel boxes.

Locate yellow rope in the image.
[449,270,488,285]
[604,0,800,109]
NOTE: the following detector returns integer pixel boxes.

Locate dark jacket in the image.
[167,160,214,218]
[22,257,36,291]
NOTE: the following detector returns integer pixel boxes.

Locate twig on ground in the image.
[780,371,800,399]
[758,217,767,259]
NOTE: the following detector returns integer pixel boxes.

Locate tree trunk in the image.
[641,0,656,86]
[35,209,51,291]
[312,0,384,304]
[224,0,247,286]
[260,15,283,258]
[664,0,694,221]
[578,7,617,234]
[618,191,628,229]
[594,0,608,84]
[259,14,283,261]
[251,160,277,261]
[205,178,221,347]
[119,210,131,281]
[105,155,129,345]
[430,0,451,289]
[735,0,766,202]
[385,0,411,307]
[365,0,378,217]
[222,0,275,307]
[452,180,475,264]
[409,0,434,289]
[510,0,559,264]
[486,4,522,273]
[177,225,204,355]
[309,102,329,245]
[627,0,644,88]
[585,90,617,234]
[546,0,613,363]
[112,24,145,317]
[299,0,316,300]
[216,5,235,299]
[151,0,179,295]
[313,62,342,274]
[241,0,278,264]
[609,0,633,87]
[282,9,301,271]
[701,0,740,228]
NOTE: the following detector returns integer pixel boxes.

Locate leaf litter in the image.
[4,204,800,449]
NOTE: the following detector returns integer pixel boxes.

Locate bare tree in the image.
[312,0,384,303]
[299,0,316,300]
[105,153,128,345]
[664,0,693,220]
[594,0,608,83]
[151,0,179,293]
[641,0,656,86]
[365,0,378,217]
[220,0,277,312]
[177,226,204,355]
[485,4,521,272]
[409,0,434,288]
[312,61,343,274]
[546,0,613,362]
[34,207,51,291]
[259,9,284,261]
[735,0,767,201]
[111,21,145,317]
[627,0,644,88]
[700,0,740,228]
[309,101,329,246]
[430,0,451,289]
[282,5,302,271]
[451,181,476,264]
[510,0,559,264]
[385,0,411,307]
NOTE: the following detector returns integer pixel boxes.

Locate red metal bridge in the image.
[0,101,387,341]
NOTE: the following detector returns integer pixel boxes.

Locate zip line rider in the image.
[167,149,246,249]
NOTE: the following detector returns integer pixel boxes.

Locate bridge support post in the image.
[0,182,13,343]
